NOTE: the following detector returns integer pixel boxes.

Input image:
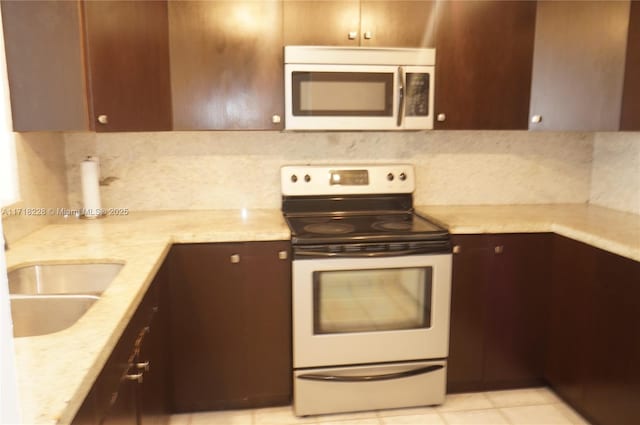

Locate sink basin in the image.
[8,262,124,337]
[10,295,100,337]
[8,263,124,295]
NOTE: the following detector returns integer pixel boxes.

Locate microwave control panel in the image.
[406,73,430,117]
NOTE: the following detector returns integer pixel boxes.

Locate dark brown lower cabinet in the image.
[546,235,640,425]
[168,241,292,412]
[72,263,170,425]
[447,233,551,393]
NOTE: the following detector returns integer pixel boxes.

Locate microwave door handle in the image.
[397,66,405,127]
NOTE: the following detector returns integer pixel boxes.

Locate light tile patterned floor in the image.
[169,387,590,425]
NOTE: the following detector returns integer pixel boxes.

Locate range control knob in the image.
[387,173,394,181]
[304,174,311,182]
[291,174,298,183]
[399,172,407,181]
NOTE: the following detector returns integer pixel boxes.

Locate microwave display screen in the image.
[292,72,393,116]
[405,73,430,116]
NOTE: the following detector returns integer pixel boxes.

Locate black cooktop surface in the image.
[285,212,449,245]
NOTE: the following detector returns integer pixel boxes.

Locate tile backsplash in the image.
[64,130,594,211]
[590,132,640,215]
[2,132,68,244]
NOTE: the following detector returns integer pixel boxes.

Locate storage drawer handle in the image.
[136,361,150,371]
[124,372,144,384]
[298,364,443,383]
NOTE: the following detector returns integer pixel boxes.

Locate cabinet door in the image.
[483,234,551,389]
[169,243,247,411]
[243,241,292,407]
[620,1,640,130]
[447,235,491,393]
[360,1,436,47]
[545,236,595,408]
[581,250,640,425]
[139,263,170,425]
[102,380,139,425]
[434,1,536,129]
[529,1,630,131]
[283,0,360,46]
[83,0,172,131]
[169,1,284,130]
[1,0,89,131]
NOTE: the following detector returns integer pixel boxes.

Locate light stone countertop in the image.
[416,204,640,262]
[6,205,640,424]
[6,209,290,425]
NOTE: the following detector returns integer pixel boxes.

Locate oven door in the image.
[292,253,451,368]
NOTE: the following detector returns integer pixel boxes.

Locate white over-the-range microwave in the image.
[284,46,435,131]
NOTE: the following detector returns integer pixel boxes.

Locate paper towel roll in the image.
[81,156,102,218]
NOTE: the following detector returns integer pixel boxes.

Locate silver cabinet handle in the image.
[531,115,542,123]
[363,31,372,40]
[397,66,405,127]
[437,113,446,122]
[494,245,504,254]
[230,254,240,264]
[271,114,281,124]
[136,361,150,371]
[278,250,288,260]
[348,31,358,40]
[124,372,143,383]
[452,245,461,254]
[97,115,108,125]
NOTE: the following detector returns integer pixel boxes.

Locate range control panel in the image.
[281,164,415,196]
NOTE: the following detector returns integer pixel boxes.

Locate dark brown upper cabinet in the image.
[434,0,537,130]
[284,1,436,48]
[620,1,640,130]
[1,0,172,132]
[82,1,172,132]
[528,1,630,131]
[168,0,284,130]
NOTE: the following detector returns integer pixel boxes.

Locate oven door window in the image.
[292,71,393,117]
[313,267,432,334]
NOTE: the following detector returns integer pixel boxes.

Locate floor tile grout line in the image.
[495,406,515,425]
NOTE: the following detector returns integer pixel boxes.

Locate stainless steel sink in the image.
[8,262,124,337]
[8,263,124,295]
[10,295,100,337]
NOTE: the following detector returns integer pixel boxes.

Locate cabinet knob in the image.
[531,115,542,124]
[494,245,504,254]
[452,245,461,254]
[363,31,372,40]
[348,31,358,40]
[272,114,281,124]
[97,114,109,125]
[278,250,288,260]
[437,113,446,122]
[230,254,240,264]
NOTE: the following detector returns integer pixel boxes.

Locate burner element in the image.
[372,220,413,231]
[304,222,355,235]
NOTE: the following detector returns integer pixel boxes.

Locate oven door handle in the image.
[298,364,443,383]
[294,248,445,258]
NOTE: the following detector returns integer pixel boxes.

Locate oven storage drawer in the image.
[293,360,446,416]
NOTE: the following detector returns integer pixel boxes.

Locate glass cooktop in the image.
[285,213,448,245]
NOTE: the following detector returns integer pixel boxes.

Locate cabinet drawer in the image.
[294,360,446,416]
